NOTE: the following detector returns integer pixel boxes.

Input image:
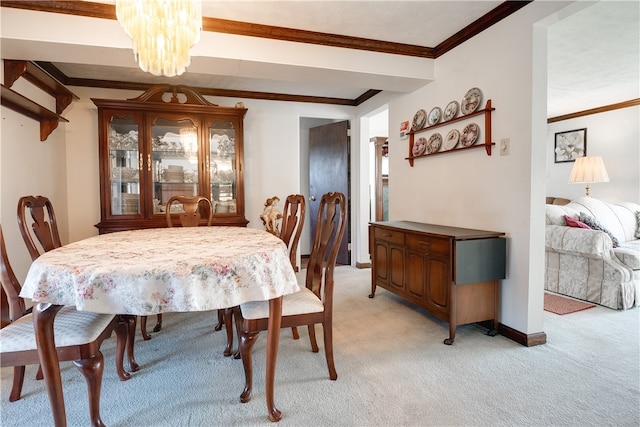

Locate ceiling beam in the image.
[2,1,532,105]
[2,1,530,59]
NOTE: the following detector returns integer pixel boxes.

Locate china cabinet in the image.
[93,85,248,233]
[369,221,506,344]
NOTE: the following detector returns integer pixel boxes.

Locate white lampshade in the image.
[568,156,610,196]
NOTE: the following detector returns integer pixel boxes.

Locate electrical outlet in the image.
[500,138,510,156]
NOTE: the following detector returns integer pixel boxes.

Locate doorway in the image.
[299,117,351,265]
[371,136,389,221]
[309,120,350,265]
[367,108,389,224]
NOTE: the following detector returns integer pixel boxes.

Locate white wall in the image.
[546,106,640,203]
[1,71,70,283]
[386,1,568,335]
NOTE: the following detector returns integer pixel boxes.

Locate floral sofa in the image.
[545,196,640,309]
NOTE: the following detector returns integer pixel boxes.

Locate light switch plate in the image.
[500,138,510,156]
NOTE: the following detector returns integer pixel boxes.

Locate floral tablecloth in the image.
[20,227,299,315]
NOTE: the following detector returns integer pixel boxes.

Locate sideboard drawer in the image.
[406,234,450,256]
[374,228,405,245]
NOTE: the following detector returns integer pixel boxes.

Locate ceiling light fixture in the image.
[115,0,202,77]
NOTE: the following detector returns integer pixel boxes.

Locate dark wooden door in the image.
[309,120,350,265]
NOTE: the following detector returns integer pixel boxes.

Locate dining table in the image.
[20,226,300,426]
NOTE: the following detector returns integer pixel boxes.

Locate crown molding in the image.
[3,1,531,105]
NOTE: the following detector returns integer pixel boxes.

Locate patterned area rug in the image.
[544,292,596,315]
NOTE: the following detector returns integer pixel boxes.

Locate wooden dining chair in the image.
[223,194,307,357]
[165,195,214,228]
[16,196,138,371]
[280,194,306,273]
[0,224,135,423]
[140,195,215,339]
[275,194,307,340]
[233,192,346,402]
[16,195,62,261]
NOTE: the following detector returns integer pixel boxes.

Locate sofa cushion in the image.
[545,225,614,256]
[546,204,583,226]
[615,240,640,270]
[578,212,620,247]
[564,215,591,229]
[546,197,640,243]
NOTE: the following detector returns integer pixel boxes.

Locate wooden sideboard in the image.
[369,221,506,344]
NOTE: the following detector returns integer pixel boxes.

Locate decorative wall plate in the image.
[412,109,427,131]
[426,133,442,154]
[427,107,442,125]
[443,101,459,121]
[460,123,480,147]
[461,87,483,115]
[444,129,460,150]
[413,137,427,156]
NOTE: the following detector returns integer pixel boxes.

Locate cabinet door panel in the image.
[150,115,201,217]
[389,245,405,291]
[426,257,450,309]
[406,251,426,300]
[105,111,143,218]
[208,120,238,214]
[374,241,390,283]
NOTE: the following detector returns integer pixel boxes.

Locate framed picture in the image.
[554,128,587,163]
[399,120,409,140]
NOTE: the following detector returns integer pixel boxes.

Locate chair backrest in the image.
[305,192,346,306]
[279,194,306,271]
[165,195,213,227]
[17,195,62,261]
[0,225,27,328]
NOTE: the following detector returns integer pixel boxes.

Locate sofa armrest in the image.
[546,225,614,256]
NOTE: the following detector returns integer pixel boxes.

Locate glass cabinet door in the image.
[209,121,237,214]
[151,117,200,216]
[108,115,141,216]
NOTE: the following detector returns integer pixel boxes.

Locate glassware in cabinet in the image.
[108,114,140,216]
[150,117,200,216]
[209,121,238,214]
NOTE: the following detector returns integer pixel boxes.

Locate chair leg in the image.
[114,316,131,381]
[308,324,319,353]
[9,366,25,402]
[152,314,162,332]
[223,307,235,357]
[238,329,259,403]
[291,326,300,340]
[234,308,259,403]
[214,308,224,331]
[232,307,242,360]
[123,315,140,372]
[322,322,337,380]
[73,352,105,427]
[35,364,43,380]
[140,316,151,341]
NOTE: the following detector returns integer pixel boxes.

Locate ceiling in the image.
[1,1,638,116]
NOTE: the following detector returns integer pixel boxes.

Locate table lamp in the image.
[568,156,610,196]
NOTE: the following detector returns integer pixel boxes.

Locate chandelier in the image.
[115,0,202,77]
